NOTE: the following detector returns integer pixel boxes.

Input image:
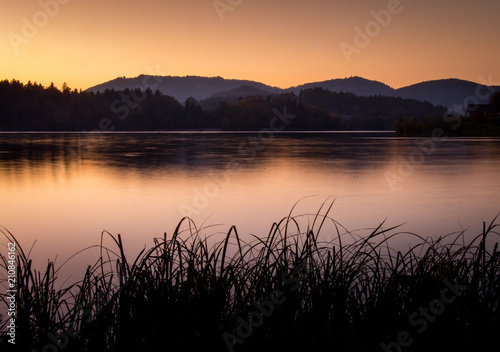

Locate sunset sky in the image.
[2,0,499,91]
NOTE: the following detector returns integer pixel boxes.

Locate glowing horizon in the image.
[2,0,499,91]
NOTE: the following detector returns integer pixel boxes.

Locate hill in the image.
[396,78,500,114]
[292,76,396,97]
[86,75,500,110]
[210,85,274,99]
[86,75,281,103]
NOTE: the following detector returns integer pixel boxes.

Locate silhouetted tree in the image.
[184,97,203,129]
[490,91,500,108]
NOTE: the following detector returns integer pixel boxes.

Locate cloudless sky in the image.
[1,0,499,90]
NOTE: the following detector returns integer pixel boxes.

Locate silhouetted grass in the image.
[1,201,499,351]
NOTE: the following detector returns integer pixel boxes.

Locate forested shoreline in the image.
[2,79,498,135]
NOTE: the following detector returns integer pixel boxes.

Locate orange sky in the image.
[2,0,500,90]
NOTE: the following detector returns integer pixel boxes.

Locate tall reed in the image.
[1,203,499,351]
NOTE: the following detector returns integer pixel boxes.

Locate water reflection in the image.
[0,132,399,173]
[1,132,500,275]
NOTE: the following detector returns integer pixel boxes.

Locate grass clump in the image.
[1,201,499,352]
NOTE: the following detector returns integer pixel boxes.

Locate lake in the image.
[1,132,500,277]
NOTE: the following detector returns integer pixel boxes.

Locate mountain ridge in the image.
[86,75,500,111]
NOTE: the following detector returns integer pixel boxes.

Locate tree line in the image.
[392,92,500,136]
[0,79,448,132]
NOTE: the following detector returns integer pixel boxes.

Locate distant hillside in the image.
[198,85,278,110]
[210,85,273,98]
[396,79,500,113]
[86,75,500,112]
[86,75,281,103]
[292,76,396,97]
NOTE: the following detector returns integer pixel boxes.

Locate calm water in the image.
[1,132,500,276]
